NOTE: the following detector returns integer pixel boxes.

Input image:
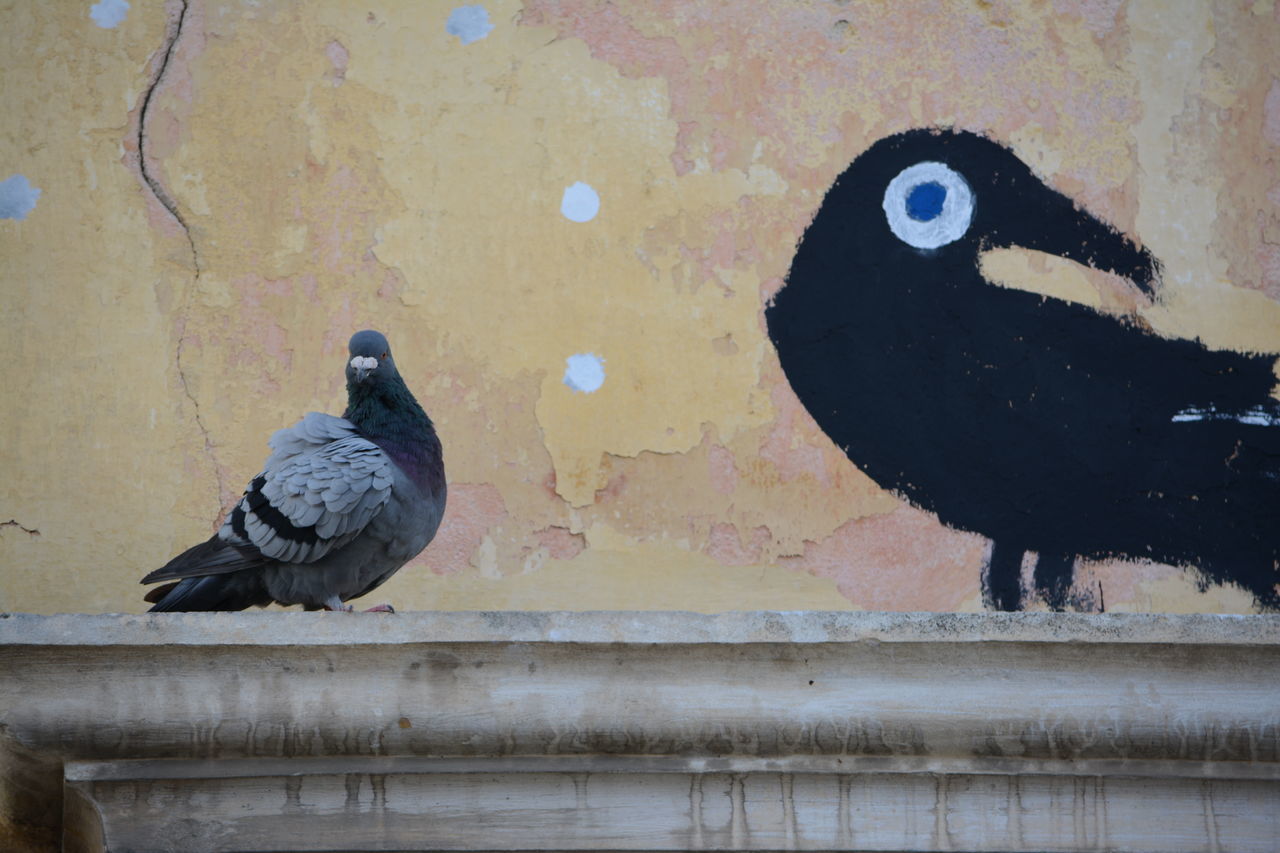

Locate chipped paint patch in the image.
[0,175,40,220]
[446,5,494,46]
[563,353,605,393]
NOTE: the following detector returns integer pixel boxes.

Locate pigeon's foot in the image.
[320,596,395,613]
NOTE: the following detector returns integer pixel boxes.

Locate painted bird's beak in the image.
[984,177,1160,297]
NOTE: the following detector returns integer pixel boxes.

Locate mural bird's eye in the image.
[882,161,974,250]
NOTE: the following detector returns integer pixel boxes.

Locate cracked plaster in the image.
[1,1,1277,614]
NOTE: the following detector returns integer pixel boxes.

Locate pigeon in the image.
[767,128,1280,612]
[142,330,446,611]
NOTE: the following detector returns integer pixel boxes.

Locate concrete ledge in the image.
[3,609,1278,646]
[3,611,1279,851]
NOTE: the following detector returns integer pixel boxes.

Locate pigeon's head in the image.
[840,128,1159,293]
[346,330,400,386]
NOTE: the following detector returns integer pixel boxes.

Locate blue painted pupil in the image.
[906,181,946,221]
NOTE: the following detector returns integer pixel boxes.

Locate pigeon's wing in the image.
[143,413,395,581]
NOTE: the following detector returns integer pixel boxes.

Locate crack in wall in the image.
[136,0,227,511]
[1,520,41,538]
[138,0,198,272]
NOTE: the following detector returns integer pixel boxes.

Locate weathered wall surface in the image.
[1,1,1277,614]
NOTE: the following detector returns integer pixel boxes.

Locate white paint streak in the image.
[560,182,600,223]
[0,174,41,220]
[446,5,494,45]
[89,0,129,29]
[882,161,974,251]
[563,353,605,394]
[1171,406,1280,426]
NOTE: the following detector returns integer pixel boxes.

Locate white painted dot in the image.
[89,0,129,29]
[0,175,41,221]
[560,181,600,223]
[446,5,494,45]
[563,353,605,394]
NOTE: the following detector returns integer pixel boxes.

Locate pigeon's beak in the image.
[985,179,1160,297]
[349,355,378,383]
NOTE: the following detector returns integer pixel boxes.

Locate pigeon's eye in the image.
[882,161,974,250]
[381,352,388,360]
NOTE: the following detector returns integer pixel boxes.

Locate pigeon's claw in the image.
[320,596,394,613]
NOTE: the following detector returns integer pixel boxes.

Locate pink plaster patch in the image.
[260,321,293,373]
[1263,79,1280,147]
[522,1,696,170]
[782,506,987,611]
[418,483,508,574]
[1051,0,1124,40]
[1258,242,1280,299]
[759,276,785,304]
[326,39,349,86]
[758,379,836,486]
[532,525,587,560]
[321,296,357,366]
[672,121,699,176]
[522,0,1141,212]
[521,1,688,81]
[1073,555,1185,610]
[230,274,295,308]
[707,443,739,495]
[704,522,772,565]
[298,274,320,304]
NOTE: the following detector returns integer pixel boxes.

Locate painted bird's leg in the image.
[983,540,1025,612]
[1034,552,1076,612]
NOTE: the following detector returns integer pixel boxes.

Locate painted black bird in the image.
[142,330,446,611]
[767,128,1280,611]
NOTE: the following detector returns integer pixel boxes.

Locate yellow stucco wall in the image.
[2,0,1277,614]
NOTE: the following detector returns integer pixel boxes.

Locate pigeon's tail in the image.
[145,572,271,612]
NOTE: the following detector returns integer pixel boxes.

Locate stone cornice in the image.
[2,611,1277,850]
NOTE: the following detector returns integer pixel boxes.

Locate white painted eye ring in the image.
[882,161,974,250]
